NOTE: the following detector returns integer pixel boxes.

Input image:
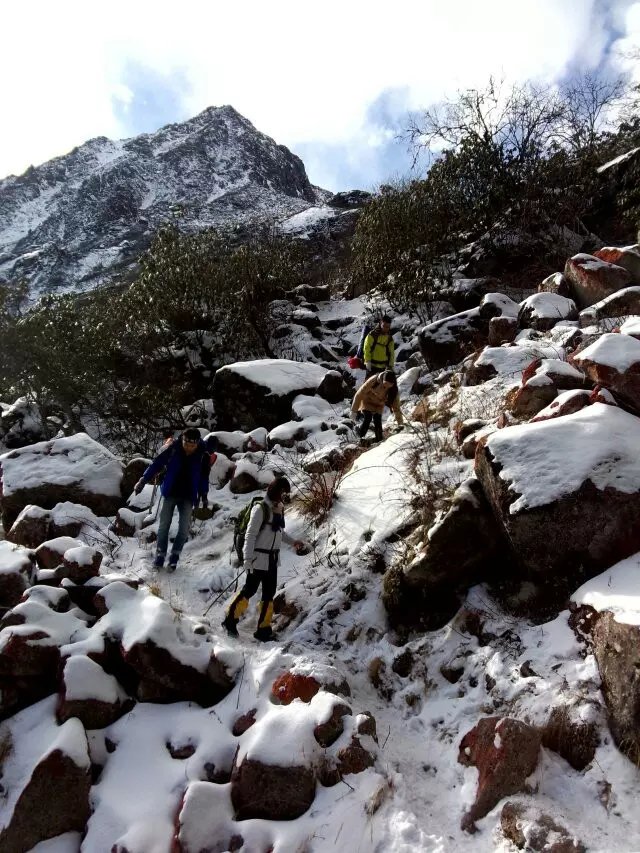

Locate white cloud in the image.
[0,0,633,189]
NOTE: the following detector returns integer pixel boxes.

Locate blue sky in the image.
[1,1,639,192]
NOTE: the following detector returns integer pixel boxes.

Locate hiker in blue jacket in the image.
[134,428,210,571]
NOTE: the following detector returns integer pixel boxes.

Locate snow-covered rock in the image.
[212,359,328,431]
[6,502,98,549]
[57,655,129,730]
[0,541,35,609]
[518,292,578,331]
[564,253,633,309]
[419,307,488,369]
[0,433,124,530]
[578,286,640,327]
[476,403,640,581]
[594,244,640,280]
[0,697,91,852]
[0,397,45,449]
[571,331,640,408]
[538,271,571,297]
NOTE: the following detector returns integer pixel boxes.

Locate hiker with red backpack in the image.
[134,428,211,571]
[223,476,305,642]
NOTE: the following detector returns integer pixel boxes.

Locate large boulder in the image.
[594,244,640,280]
[0,697,91,852]
[518,293,578,331]
[538,271,571,297]
[571,332,640,410]
[212,359,328,431]
[564,253,633,309]
[56,655,129,729]
[0,433,124,530]
[418,308,488,369]
[384,479,506,630]
[458,717,541,832]
[316,370,345,404]
[511,358,587,420]
[230,757,316,821]
[5,502,97,549]
[0,398,45,450]
[578,286,640,328]
[0,542,35,610]
[475,403,640,581]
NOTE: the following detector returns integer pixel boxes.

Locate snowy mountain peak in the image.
[0,106,326,296]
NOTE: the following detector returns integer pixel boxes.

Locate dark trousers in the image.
[358,411,383,441]
[228,551,278,627]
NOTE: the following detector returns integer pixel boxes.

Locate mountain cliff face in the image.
[0,106,329,296]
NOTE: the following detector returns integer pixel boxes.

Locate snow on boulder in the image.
[91,582,235,706]
[0,433,124,530]
[538,271,571,297]
[206,428,267,456]
[478,292,520,320]
[571,332,640,409]
[34,537,84,571]
[619,315,640,341]
[0,696,91,852]
[578,286,640,328]
[57,655,129,729]
[0,541,35,610]
[212,359,328,431]
[475,403,640,580]
[228,454,282,493]
[458,717,541,833]
[564,253,633,309]
[418,307,488,369]
[6,502,98,549]
[518,293,578,331]
[500,802,585,852]
[530,388,591,423]
[594,244,640,280]
[174,782,241,853]
[511,358,586,419]
[61,546,102,584]
[464,338,560,386]
[0,397,45,449]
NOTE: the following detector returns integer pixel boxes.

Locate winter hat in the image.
[381,314,392,323]
[183,428,201,443]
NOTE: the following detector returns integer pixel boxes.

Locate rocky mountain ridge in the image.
[0,105,334,297]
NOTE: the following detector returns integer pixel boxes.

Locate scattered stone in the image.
[232,709,257,736]
[518,293,578,331]
[271,672,320,705]
[231,757,316,820]
[314,702,352,747]
[501,801,585,852]
[564,253,633,309]
[541,706,599,771]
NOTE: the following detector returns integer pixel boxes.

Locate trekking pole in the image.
[203,569,246,617]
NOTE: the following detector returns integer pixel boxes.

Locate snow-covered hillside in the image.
[0,106,335,297]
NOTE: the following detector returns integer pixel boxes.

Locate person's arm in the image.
[135,444,174,492]
[363,333,374,368]
[351,378,370,415]
[243,503,265,567]
[391,393,404,425]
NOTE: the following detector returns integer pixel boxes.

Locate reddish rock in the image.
[271,672,321,705]
[56,655,130,730]
[0,744,91,852]
[511,383,557,419]
[356,711,378,742]
[564,253,633,309]
[594,245,640,280]
[589,385,617,405]
[0,631,61,679]
[488,315,518,346]
[530,390,591,423]
[501,801,585,852]
[458,717,541,832]
[455,419,488,446]
[231,757,316,820]
[571,332,640,410]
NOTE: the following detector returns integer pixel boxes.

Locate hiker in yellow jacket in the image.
[363,315,395,378]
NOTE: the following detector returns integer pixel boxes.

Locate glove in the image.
[365,362,372,371]
[134,479,145,495]
[243,560,254,573]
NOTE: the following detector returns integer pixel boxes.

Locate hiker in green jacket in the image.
[363,314,395,378]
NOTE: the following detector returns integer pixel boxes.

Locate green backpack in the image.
[233,497,269,562]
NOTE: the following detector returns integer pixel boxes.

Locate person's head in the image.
[379,314,392,334]
[181,428,201,455]
[267,476,291,504]
[381,369,397,389]
[204,434,218,453]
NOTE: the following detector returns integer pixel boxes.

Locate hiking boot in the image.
[167,555,179,573]
[153,554,165,569]
[253,626,275,642]
[222,616,239,637]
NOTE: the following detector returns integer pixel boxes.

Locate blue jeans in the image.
[156,497,193,560]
